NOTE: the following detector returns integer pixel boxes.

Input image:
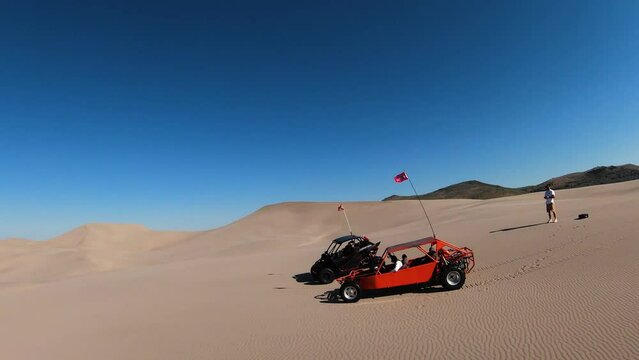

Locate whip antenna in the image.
[337,203,353,235]
[394,171,437,238]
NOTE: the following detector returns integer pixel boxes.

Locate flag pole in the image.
[343,209,353,235]
[405,172,437,239]
[338,204,353,235]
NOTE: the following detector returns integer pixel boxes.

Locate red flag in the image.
[337,204,344,211]
[394,172,409,183]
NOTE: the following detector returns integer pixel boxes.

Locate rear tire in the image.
[340,282,362,303]
[318,268,335,284]
[440,267,465,290]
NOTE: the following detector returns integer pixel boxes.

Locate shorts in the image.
[546,203,555,212]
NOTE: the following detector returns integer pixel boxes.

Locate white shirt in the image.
[392,260,403,272]
[545,189,555,204]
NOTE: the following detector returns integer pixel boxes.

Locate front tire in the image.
[310,264,321,279]
[340,282,362,303]
[318,268,335,284]
[440,267,465,290]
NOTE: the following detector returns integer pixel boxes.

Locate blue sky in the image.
[1,1,638,239]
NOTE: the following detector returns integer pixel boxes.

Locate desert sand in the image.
[1,180,638,359]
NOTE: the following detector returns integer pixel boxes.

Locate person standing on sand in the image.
[544,184,558,223]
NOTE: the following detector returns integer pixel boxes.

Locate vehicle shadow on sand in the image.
[315,285,447,304]
[490,222,546,233]
[292,272,324,285]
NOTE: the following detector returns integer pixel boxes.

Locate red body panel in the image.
[358,262,437,290]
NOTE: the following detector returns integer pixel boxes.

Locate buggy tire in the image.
[310,264,321,279]
[340,282,362,303]
[440,267,465,290]
[318,268,335,284]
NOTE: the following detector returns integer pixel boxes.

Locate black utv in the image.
[310,235,381,284]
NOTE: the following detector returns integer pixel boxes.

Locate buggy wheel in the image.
[310,264,320,279]
[318,268,335,284]
[440,267,465,290]
[340,282,361,303]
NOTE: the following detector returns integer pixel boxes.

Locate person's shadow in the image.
[490,222,546,233]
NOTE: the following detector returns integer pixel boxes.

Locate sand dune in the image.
[0,223,197,284]
[0,181,638,359]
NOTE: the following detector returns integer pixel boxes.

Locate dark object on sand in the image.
[577,213,589,220]
[310,235,381,284]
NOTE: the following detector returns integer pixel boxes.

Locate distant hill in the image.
[384,180,527,200]
[383,164,639,201]
[522,164,639,192]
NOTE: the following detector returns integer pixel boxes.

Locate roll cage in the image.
[376,237,475,274]
[324,235,371,256]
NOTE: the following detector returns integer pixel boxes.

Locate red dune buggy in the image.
[335,237,474,302]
